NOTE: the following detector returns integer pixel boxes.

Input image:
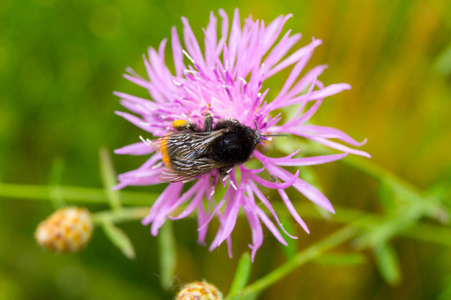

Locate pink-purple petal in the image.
[181,17,206,70]
[278,189,310,233]
[170,182,207,220]
[115,111,153,132]
[248,181,298,239]
[197,205,208,245]
[114,142,154,156]
[250,169,299,189]
[297,125,368,146]
[255,206,288,245]
[267,39,322,78]
[217,191,242,247]
[269,153,348,166]
[242,196,263,261]
[309,136,371,158]
[142,183,183,225]
[264,162,335,213]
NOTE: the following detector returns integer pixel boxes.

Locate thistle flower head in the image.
[115,9,369,260]
[176,281,222,300]
[35,207,93,253]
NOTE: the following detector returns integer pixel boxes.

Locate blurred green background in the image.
[1,0,450,299]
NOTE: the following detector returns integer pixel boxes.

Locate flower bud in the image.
[176,281,223,300]
[35,207,93,253]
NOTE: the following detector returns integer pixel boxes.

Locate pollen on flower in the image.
[35,207,93,253]
[173,119,188,128]
[176,281,223,300]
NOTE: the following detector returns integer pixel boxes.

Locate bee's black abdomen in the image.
[208,120,260,166]
[157,118,262,182]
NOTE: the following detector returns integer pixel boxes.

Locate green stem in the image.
[0,182,157,206]
[228,226,359,299]
[88,203,451,247]
[48,185,67,209]
[3,180,449,247]
[342,155,428,197]
[298,142,439,202]
[402,223,451,247]
[283,203,451,247]
[92,207,150,224]
[99,147,122,212]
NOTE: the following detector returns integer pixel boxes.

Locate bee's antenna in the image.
[254,120,288,137]
[262,133,289,137]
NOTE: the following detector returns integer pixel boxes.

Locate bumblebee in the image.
[152,112,261,183]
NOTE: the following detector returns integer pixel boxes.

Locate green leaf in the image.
[157,222,177,291]
[48,157,64,185]
[102,221,135,259]
[373,243,401,285]
[434,43,451,75]
[314,253,366,265]
[377,181,396,214]
[99,147,121,211]
[237,226,359,298]
[437,277,451,300]
[228,252,252,298]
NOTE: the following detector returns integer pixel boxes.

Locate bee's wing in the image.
[151,130,223,154]
[158,158,219,183]
[167,130,225,157]
[154,130,227,183]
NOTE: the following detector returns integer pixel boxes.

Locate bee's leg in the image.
[204,103,213,131]
[204,104,213,132]
[218,167,233,177]
[270,175,281,183]
[204,112,213,132]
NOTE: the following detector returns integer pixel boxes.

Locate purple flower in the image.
[114,9,369,260]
